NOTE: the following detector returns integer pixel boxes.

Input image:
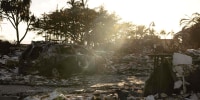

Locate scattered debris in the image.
[0,41,200,100]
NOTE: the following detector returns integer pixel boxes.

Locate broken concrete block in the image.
[146,95,155,100]
[47,91,65,100]
[189,94,199,100]
[23,96,40,100]
[0,59,6,64]
[174,80,182,89]
[173,53,192,65]
[160,93,168,98]
[3,55,10,59]
[173,65,184,77]
[186,49,200,56]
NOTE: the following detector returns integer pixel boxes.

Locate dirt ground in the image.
[0,73,148,99]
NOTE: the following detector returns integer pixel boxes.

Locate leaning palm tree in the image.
[179,12,200,48]
[180,12,200,30]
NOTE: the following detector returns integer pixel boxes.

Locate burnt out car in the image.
[19,41,106,78]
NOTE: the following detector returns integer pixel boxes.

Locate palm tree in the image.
[160,30,166,38]
[179,12,200,48]
[135,25,148,39]
[180,12,200,30]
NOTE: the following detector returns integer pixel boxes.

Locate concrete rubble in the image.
[0,42,200,99]
[0,49,152,99]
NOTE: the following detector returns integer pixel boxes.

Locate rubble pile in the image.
[0,50,153,99]
[143,52,200,99]
[19,41,107,78]
[107,53,153,76]
[172,52,200,94]
[1,40,200,99]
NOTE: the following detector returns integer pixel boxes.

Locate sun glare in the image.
[100,0,192,33]
[1,0,200,42]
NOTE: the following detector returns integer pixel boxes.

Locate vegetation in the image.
[0,0,36,45]
[175,12,200,49]
[1,0,200,53]
[31,0,163,52]
[33,4,119,47]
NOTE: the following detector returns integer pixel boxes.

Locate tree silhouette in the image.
[135,25,148,39]
[179,12,200,48]
[115,22,136,39]
[0,0,35,45]
[32,3,119,46]
[180,13,200,30]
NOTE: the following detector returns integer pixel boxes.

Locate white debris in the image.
[43,90,65,100]
[0,59,6,64]
[15,51,22,56]
[187,49,200,56]
[0,76,11,81]
[10,56,19,61]
[173,53,192,65]
[189,94,199,100]
[173,65,184,76]
[174,80,183,89]
[13,67,19,74]
[146,95,155,100]
[3,55,10,59]
[76,95,84,100]
[127,95,135,100]
[122,54,135,60]
[23,96,40,100]
[160,93,168,98]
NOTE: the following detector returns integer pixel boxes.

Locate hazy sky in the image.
[1,0,200,43]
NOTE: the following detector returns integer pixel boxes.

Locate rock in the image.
[174,80,182,89]
[0,59,6,64]
[23,96,40,100]
[44,90,65,100]
[127,95,135,100]
[115,89,129,100]
[146,95,155,100]
[160,93,168,98]
[189,94,199,100]
[173,65,184,77]
[186,49,200,56]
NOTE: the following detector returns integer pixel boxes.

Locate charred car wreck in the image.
[19,41,106,78]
